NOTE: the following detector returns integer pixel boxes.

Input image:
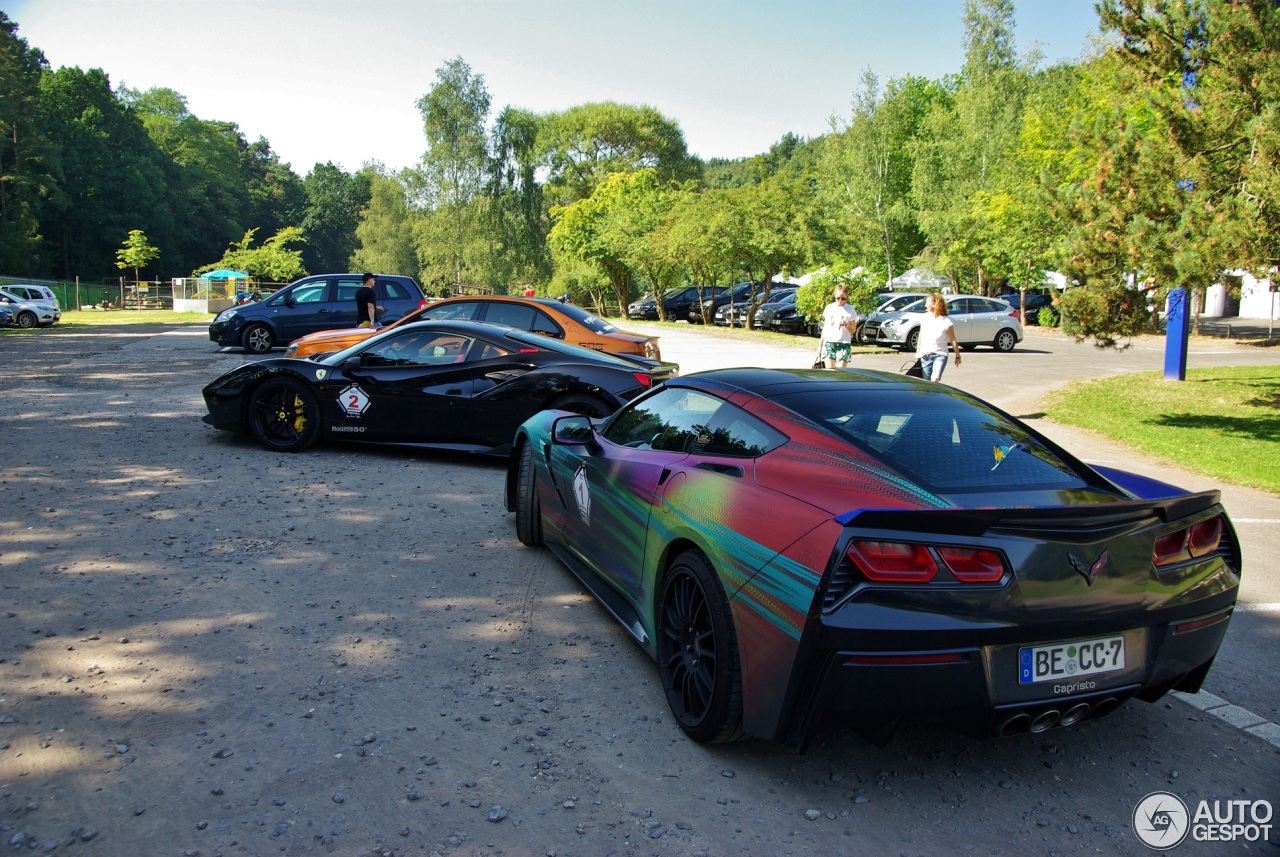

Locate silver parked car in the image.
[3,283,60,310]
[859,294,1023,352]
[0,288,62,329]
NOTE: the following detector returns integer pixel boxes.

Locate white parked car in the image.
[0,287,62,329]
[859,293,1024,352]
[3,283,60,310]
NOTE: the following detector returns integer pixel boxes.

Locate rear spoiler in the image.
[834,490,1224,538]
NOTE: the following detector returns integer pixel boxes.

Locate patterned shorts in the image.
[822,341,852,362]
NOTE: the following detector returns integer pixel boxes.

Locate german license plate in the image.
[1018,636,1125,685]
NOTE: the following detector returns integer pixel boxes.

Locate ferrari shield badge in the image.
[315,369,327,381]
[572,462,591,524]
[338,384,371,417]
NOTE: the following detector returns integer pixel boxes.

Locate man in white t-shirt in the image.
[820,287,860,368]
[916,292,962,381]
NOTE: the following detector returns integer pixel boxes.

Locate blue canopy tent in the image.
[199,269,249,280]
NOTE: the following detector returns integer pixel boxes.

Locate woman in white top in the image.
[916,293,962,381]
[820,287,859,368]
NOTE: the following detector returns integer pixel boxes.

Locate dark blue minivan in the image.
[208,273,425,353]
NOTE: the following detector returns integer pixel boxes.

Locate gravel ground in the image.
[0,323,1275,857]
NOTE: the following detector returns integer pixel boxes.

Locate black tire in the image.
[903,327,920,353]
[993,328,1017,352]
[16,311,37,329]
[514,441,543,547]
[656,551,745,743]
[549,393,613,419]
[247,377,321,452]
[242,323,274,354]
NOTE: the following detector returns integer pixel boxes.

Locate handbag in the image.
[904,358,924,378]
[811,339,825,369]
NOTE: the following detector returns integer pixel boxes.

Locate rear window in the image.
[500,329,639,368]
[775,390,1090,495]
[547,301,619,334]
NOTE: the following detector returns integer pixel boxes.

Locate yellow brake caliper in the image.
[292,394,307,434]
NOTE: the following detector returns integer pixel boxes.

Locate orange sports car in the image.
[283,295,661,361]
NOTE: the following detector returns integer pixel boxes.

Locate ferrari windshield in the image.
[775,389,1092,494]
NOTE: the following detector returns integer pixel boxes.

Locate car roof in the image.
[675,366,921,398]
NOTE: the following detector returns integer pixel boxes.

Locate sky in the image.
[4,0,1103,176]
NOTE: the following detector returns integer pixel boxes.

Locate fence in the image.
[0,276,179,310]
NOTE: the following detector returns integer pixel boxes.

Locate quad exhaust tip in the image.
[994,697,1119,736]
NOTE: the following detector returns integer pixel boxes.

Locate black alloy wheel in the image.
[247,377,321,452]
[514,441,543,547]
[656,551,745,743]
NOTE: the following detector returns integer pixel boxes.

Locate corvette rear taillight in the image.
[846,540,1008,585]
[633,372,653,388]
[1153,515,1223,567]
[936,547,1006,582]
[846,540,937,582]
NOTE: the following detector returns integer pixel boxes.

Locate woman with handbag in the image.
[819,286,859,368]
[916,293,962,381]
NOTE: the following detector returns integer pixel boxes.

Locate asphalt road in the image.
[0,321,1276,856]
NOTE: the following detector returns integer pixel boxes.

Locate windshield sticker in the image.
[339,384,371,417]
[572,462,591,524]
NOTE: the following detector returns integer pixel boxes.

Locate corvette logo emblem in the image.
[1068,549,1109,586]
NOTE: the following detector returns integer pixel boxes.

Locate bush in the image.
[1058,285,1155,349]
[1037,306,1059,327]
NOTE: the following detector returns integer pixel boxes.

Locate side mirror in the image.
[343,356,364,373]
[284,294,296,307]
[552,414,596,447]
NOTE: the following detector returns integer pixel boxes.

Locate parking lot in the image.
[0,322,1276,856]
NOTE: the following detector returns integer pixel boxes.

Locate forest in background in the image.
[1,1,1276,340]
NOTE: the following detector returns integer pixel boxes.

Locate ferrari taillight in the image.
[633,372,653,388]
[1153,515,1223,567]
[846,541,937,583]
[936,547,1006,583]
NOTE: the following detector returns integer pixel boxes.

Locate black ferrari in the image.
[202,320,678,453]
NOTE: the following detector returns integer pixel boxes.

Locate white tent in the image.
[887,267,952,291]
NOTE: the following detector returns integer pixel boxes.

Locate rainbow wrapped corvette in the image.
[505,368,1240,745]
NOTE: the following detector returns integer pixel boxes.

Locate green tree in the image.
[666,189,742,322]
[820,71,936,280]
[537,102,699,205]
[912,0,1031,292]
[1097,0,1280,284]
[196,226,306,282]
[352,169,419,276]
[0,12,55,276]
[483,106,551,288]
[123,86,250,273]
[38,66,170,279]
[417,56,491,285]
[727,176,813,319]
[114,228,159,283]
[299,162,371,274]
[238,136,306,242]
[548,187,634,314]
[580,170,686,319]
